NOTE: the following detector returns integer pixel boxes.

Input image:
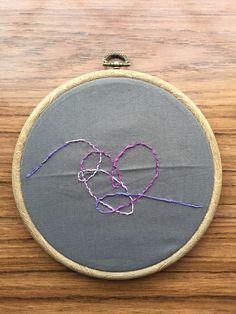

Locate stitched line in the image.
[26,139,202,215]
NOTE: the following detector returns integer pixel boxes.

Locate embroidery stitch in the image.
[26,139,202,215]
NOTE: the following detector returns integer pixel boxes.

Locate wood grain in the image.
[0,0,235,312]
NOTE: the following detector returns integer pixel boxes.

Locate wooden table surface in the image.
[0,1,236,313]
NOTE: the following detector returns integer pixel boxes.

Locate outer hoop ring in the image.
[12,70,222,280]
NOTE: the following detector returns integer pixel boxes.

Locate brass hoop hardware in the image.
[103,52,130,69]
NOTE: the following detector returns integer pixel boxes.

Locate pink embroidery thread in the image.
[26,139,202,215]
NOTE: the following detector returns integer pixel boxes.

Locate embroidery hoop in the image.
[12,54,222,280]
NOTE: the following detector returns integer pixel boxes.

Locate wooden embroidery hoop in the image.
[12,59,222,280]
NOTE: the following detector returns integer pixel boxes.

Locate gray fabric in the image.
[20,77,214,272]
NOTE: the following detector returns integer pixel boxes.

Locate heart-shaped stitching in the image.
[78,143,159,215]
[26,138,202,215]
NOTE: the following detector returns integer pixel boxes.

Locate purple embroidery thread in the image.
[26,139,202,215]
